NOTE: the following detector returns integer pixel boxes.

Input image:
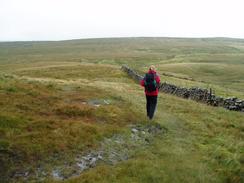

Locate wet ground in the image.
[12,123,166,182]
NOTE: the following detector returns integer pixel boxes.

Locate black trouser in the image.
[146,95,158,119]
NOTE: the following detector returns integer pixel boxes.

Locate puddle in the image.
[87,99,111,107]
[67,98,111,107]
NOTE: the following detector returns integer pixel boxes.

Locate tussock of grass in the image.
[0,115,26,129]
[56,104,94,118]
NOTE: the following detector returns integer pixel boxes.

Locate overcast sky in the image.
[0,0,244,41]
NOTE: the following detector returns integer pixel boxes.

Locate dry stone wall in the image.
[121,65,244,112]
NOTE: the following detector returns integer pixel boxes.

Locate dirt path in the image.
[12,124,165,181]
[9,73,131,94]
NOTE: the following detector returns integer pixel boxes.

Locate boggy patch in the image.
[11,123,167,182]
[69,98,112,107]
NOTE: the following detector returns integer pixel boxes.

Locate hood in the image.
[148,70,156,74]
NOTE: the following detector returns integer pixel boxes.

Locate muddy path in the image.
[11,123,166,182]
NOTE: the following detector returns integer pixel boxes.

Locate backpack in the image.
[144,73,157,92]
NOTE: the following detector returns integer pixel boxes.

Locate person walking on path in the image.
[140,65,160,120]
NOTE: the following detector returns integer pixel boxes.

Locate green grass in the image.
[0,72,144,182]
[56,90,243,183]
[0,37,243,182]
[1,37,244,97]
[14,64,124,81]
[157,62,244,93]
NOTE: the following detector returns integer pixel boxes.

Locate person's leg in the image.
[146,95,150,117]
[149,95,158,119]
[147,96,153,119]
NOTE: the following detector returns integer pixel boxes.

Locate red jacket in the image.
[140,70,160,96]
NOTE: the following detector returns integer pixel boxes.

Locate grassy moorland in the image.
[1,37,244,97]
[0,37,243,183]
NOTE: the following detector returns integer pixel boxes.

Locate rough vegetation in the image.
[12,123,165,182]
[0,37,243,183]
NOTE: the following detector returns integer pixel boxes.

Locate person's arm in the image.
[156,74,160,83]
[140,78,145,87]
[156,74,160,88]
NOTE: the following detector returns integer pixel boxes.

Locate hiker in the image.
[140,65,160,120]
